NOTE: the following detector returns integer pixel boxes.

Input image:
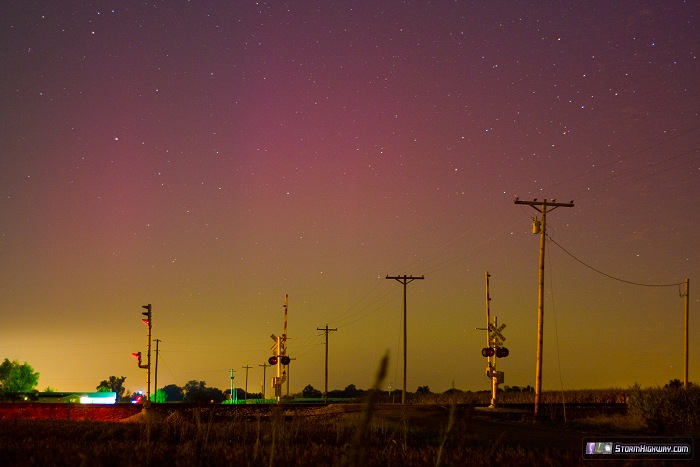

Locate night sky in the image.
[2,1,698,396]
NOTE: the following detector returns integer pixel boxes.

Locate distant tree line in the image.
[1,357,694,406]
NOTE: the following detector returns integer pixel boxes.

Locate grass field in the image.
[1,385,697,466]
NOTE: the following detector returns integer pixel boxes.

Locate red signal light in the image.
[132,351,142,360]
[496,347,509,358]
[268,356,278,365]
[481,347,495,357]
[280,356,291,365]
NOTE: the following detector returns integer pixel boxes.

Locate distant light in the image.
[80,392,117,404]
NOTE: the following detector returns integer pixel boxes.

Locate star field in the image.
[1,1,698,395]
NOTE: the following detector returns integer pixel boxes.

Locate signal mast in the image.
[268,294,291,403]
[132,304,152,402]
[477,273,509,408]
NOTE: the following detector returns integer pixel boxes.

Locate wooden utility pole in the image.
[242,365,252,401]
[259,363,269,401]
[317,325,338,403]
[386,274,425,404]
[285,357,296,396]
[153,338,161,402]
[684,278,690,389]
[229,369,236,404]
[514,198,574,418]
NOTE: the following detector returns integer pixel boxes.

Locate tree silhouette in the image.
[162,384,184,402]
[665,379,683,389]
[96,376,127,401]
[183,380,225,403]
[302,384,322,398]
[0,359,40,393]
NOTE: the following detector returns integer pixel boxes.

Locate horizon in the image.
[1,2,698,398]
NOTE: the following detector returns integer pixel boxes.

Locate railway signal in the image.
[133,304,153,402]
[269,295,292,402]
[476,272,511,408]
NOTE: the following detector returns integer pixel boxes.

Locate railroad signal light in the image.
[268,356,278,365]
[496,347,509,358]
[481,347,495,357]
[280,356,291,365]
[132,391,144,404]
[141,304,152,326]
[132,351,142,360]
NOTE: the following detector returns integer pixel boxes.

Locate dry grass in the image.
[3,383,695,466]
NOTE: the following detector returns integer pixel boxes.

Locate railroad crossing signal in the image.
[488,322,506,344]
[481,322,509,359]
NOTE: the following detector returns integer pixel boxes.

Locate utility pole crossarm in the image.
[386,275,425,283]
[514,197,574,209]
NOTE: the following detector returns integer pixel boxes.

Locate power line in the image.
[550,123,700,194]
[547,234,684,287]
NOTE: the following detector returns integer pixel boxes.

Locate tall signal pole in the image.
[514,198,574,418]
[386,274,425,404]
[141,304,152,402]
[317,325,338,403]
[242,365,252,401]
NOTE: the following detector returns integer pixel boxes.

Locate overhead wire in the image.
[283,123,698,369]
[546,234,684,287]
[549,123,700,198]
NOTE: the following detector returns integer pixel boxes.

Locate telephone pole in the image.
[259,363,269,401]
[684,278,690,390]
[153,338,161,402]
[317,325,338,403]
[514,197,574,418]
[286,357,296,396]
[229,369,236,404]
[242,365,252,401]
[386,274,425,404]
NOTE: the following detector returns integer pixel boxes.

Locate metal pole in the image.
[491,316,498,407]
[485,272,491,348]
[142,304,152,402]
